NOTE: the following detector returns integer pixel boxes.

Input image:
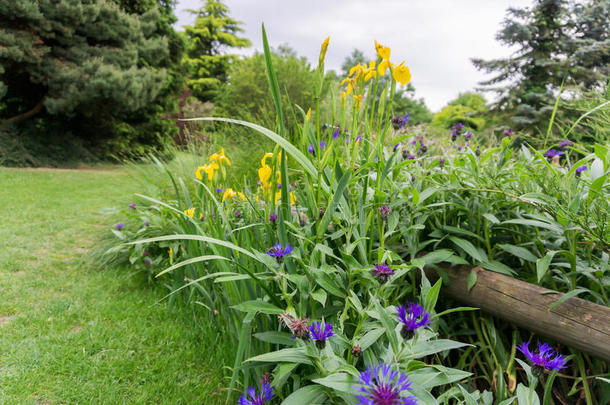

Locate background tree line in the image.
[0,0,607,166]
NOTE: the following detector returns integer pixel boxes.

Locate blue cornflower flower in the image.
[559,140,572,148]
[238,381,274,405]
[396,303,431,339]
[544,149,564,158]
[308,141,327,155]
[464,130,473,140]
[355,135,363,143]
[269,213,277,224]
[575,165,587,176]
[355,362,417,405]
[517,342,567,377]
[373,263,394,284]
[309,321,333,349]
[267,243,293,261]
[332,126,342,139]
[115,223,125,230]
[129,203,136,209]
[393,143,400,152]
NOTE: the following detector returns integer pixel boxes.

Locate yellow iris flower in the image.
[184,207,195,218]
[392,62,411,86]
[374,40,391,60]
[222,188,237,202]
[306,108,311,120]
[209,147,231,167]
[238,192,245,201]
[353,94,363,108]
[195,162,219,181]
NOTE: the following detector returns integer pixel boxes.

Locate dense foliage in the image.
[0,0,184,163]
[105,30,609,404]
[432,93,488,131]
[472,0,610,132]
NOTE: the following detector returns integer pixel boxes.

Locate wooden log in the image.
[424,265,610,362]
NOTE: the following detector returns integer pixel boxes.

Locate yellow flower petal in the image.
[306,108,311,120]
[392,62,411,86]
[238,192,245,201]
[183,207,195,218]
[377,60,392,76]
[222,188,237,202]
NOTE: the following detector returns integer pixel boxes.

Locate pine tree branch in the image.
[1,96,46,126]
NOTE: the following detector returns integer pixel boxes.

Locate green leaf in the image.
[536,251,557,282]
[155,255,229,278]
[408,366,472,389]
[358,327,385,351]
[409,339,471,359]
[373,298,399,353]
[481,260,516,276]
[502,219,562,233]
[418,249,454,266]
[232,300,284,315]
[449,236,487,263]
[424,279,442,312]
[466,269,477,291]
[246,347,313,365]
[313,268,346,298]
[311,289,327,306]
[281,385,327,404]
[498,244,538,263]
[253,332,295,346]
[548,288,588,311]
[312,373,355,393]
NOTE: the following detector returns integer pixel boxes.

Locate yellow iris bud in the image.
[319,36,330,65]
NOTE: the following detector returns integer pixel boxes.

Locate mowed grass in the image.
[0,167,228,404]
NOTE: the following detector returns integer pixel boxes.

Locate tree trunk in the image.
[1,96,46,126]
[425,265,610,361]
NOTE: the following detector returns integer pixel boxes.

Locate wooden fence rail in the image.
[424,265,610,361]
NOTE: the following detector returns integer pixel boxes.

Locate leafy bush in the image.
[105,30,609,404]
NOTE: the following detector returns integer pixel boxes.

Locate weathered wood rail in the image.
[424,265,610,361]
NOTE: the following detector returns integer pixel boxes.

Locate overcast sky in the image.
[174,0,532,111]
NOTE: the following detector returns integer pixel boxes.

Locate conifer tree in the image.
[472,0,609,132]
[183,0,251,101]
[0,0,183,158]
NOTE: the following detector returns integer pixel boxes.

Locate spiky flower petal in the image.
[355,362,417,405]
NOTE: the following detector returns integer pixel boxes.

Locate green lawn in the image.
[0,167,227,404]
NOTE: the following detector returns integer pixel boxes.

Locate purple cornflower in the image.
[216,187,222,194]
[238,381,274,405]
[144,259,151,266]
[115,223,124,230]
[439,158,446,168]
[143,251,149,256]
[235,210,242,217]
[144,221,150,227]
[332,126,342,139]
[575,165,587,176]
[373,263,394,284]
[396,303,431,339]
[267,243,293,261]
[309,321,334,349]
[379,205,391,218]
[475,145,481,156]
[517,342,567,377]
[544,149,564,159]
[269,213,277,224]
[406,154,416,160]
[457,145,463,151]
[355,362,416,405]
[503,128,514,137]
[418,145,428,155]
[451,122,464,132]
[129,203,136,209]
[464,130,473,140]
[308,143,315,154]
[393,143,400,152]
[391,114,411,130]
[559,140,572,148]
[308,141,327,155]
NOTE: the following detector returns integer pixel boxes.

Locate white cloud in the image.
[175,0,532,111]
